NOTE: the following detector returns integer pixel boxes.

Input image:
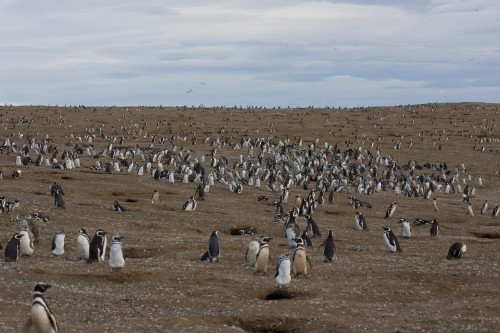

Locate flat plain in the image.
[0,103,499,333]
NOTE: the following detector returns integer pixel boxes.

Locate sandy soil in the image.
[0,103,499,333]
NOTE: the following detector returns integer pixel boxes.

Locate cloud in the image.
[0,0,499,107]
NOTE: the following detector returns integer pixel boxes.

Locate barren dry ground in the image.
[0,103,499,333]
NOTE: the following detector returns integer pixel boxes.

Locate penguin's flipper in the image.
[22,317,32,333]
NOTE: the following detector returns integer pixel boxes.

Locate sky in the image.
[1,0,499,108]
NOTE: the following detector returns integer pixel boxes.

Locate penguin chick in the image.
[77,228,90,260]
[398,218,412,239]
[51,231,65,256]
[108,235,125,272]
[246,239,260,267]
[275,254,292,288]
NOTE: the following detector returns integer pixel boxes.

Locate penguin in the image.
[200,230,220,262]
[32,212,50,223]
[77,228,90,260]
[285,226,298,248]
[51,230,65,256]
[5,232,24,262]
[151,188,159,204]
[466,202,474,217]
[430,219,439,236]
[108,235,125,272]
[182,196,197,211]
[384,202,397,219]
[245,239,260,267]
[354,211,368,231]
[300,230,313,247]
[291,237,311,277]
[319,230,336,262]
[446,242,467,260]
[257,195,269,202]
[22,283,59,333]
[382,226,402,253]
[398,218,412,239]
[432,197,439,212]
[294,195,302,208]
[112,201,125,212]
[480,200,488,215]
[328,190,335,204]
[53,189,65,209]
[10,198,21,222]
[50,182,64,196]
[275,253,292,288]
[493,204,500,218]
[19,230,34,257]
[88,229,108,263]
[280,187,289,203]
[21,218,39,244]
[253,237,272,274]
[305,214,321,237]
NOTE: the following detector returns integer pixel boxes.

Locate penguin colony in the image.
[0,104,498,332]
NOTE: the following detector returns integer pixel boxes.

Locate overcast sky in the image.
[1,0,499,107]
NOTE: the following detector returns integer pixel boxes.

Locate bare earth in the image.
[0,103,499,333]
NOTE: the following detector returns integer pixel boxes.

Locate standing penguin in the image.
[384,202,397,219]
[200,230,220,262]
[182,196,197,211]
[354,211,368,231]
[51,231,65,256]
[305,215,321,237]
[5,232,24,262]
[480,200,488,215]
[398,218,412,239]
[430,219,439,236]
[319,230,336,262]
[246,239,260,267]
[112,201,125,212]
[493,204,500,218]
[151,188,159,204]
[446,242,467,260]
[87,229,108,263]
[275,253,292,288]
[382,226,402,253]
[53,189,65,209]
[253,237,272,274]
[328,190,335,205]
[77,228,90,260]
[21,219,39,244]
[22,283,59,333]
[19,230,34,257]
[432,197,439,212]
[291,237,311,277]
[466,202,474,217]
[108,235,125,272]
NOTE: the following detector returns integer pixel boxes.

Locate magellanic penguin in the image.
[5,232,24,262]
[432,197,439,212]
[51,230,65,256]
[151,188,159,204]
[398,218,412,239]
[200,230,220,262]
[88,229,108,263]
[430,219,439,236]
[50,182,64,196]
[384,202,397,219]
[319,230,336,262]
[182,196,197,211]
[112,201,125,212]
[493,204,500,218]
[291,237,312,277]
[253,237,272,274]
[19,230,34,257]
[275,253,292,288]
[354,211,368,231]
[246,239,260,267]
[382,226,402,253]
[22,283,59,333]
[466,202,474,217]
[446,242,467,260]
[305,215,321,237]
[21,219,39,244]
[480,200,488,215]
[77,228,90,260]
[53,189,65,209]
[108,235,125,272]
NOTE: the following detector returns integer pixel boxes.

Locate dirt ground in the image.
[0,103,499,333]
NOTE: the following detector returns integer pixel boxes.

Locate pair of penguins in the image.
[76,229,125,270]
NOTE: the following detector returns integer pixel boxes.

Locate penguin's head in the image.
[78,228,88,235]
[262,237,273,243]
[34,283,51,293]
[383,226,392,232]
[96,230,107,237]
[398,218,408,224]
[292,237,304,246]
[13,232,24,240]
[112,235,123,242]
